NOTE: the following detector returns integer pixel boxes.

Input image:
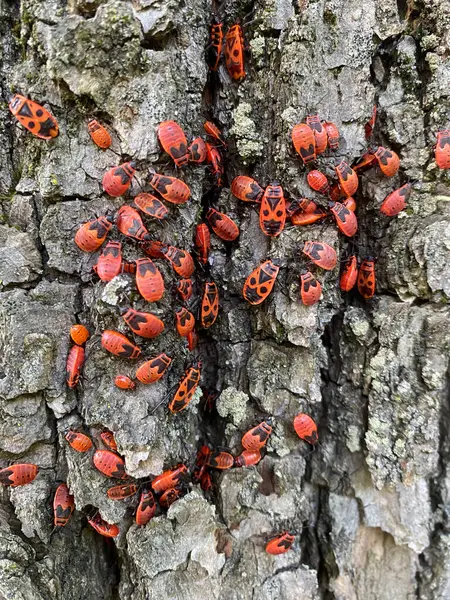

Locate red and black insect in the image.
[287,197,318,217]
[88,120,112,149]
[293,413,318,445]
[204,121,227,147]
[225,24,246,81]
[151,464,188,494]
[102,161,136,197]
[136,487,156,525]
[70,324,90,346]
[75,215,114,252]
[302,241,337,271]
[329,182,342,201]
[234,449,262,468]
[307,170,329,195]
[323,121,339,149]
[186,330,198,352]
[9,94,59,139]
[134,192,168,220]
[95,241,122,282]
[93,449,127,479]
[101,330,142,359]
[175,307,196,337]
[161,245,195,278]
[206,208,239,241]
[353,151,376,172]
[188,137,207,163]
[116,205,149,241]
[260,182,286,237]
[135,258,165,302]
[88,512,119,538]
[0,463,39,487]
[168,361,202,414]
[194,223,210,265]
[266,532,295,555]
[291,207,328,226]
[365,105,377,138]
[192,445,211,483]
[243,259,280,305]
[159,487,181,508]
[357,258,376,299]
[148,173,191,204]
[206,18,224,72]
[65,430,93,453]
[135,353,172,384]
[300,271,322,306]
[53,483,75,527]
[176,278,194,302]
[335,161,359,197]
[66,344,85,388]
[115,375,136,390]
[380,183,412,216]
[200,281,219,328]
[306,115,327,154]
[107,483,138,500]
[343,197,356,212]
[206,451,234,470]
[157,120,189,167]
[374,146,400,177]
[329,201,358,237]
[200,471,212,492]
[231,175,264,203]
[121,307,165,339]
[339,255,358,292]
[435,130,450,169]
[201,387,219,412]
[242,420,273,451]
[206,142,224,187]
[100,430,118,453]
[292,123,316,164]
[141,239,166,259]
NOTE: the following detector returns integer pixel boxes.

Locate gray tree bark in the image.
[0,0,449,598]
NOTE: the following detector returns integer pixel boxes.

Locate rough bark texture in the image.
[0,0,449,598]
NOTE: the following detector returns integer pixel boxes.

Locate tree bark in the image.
[0,0,449,598]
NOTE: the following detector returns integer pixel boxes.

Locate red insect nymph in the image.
[93,449,127,479]
[75,215,113,253]
[0,463,39,487]
[101,330,142,359]
[339,255,358,292]
[292,123,316,164]
[266,532,295,555]
[157,121,189,168]
[242,420,273,451]
[435,130,450,169]
[300,271,322,306]
[88,120,112,149]
[380,183,412,216]
[53,483,75,527]
[135,353,172,385]
[102,162,136,197]
[293,413,318,445]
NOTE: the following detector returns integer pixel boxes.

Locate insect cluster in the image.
[232,109,411,307]
[5,17,449,555]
